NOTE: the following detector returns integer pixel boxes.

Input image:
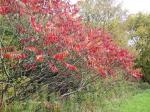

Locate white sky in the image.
[71,0,150,14]
[118,0,150,14]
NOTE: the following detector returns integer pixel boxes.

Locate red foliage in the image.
[34,54,44,62]
[24,46,38,54]
[1,51,27,60]
[15,53,27,60]
[2,53,13,59]
[52,51,69,61]
[0,0,142,79]
[63,62,78,71]
[97,67,106,77]
[0,6,11,15]
[48,61,58,73]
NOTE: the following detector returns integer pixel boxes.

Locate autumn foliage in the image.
[0,0,142,100]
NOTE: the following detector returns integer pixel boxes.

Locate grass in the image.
[118,89,150,112]
[1,77,150,112]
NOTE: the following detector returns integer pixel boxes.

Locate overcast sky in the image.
[118,0,150,14]
[71,0,150,14]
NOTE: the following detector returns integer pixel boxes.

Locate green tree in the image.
[78,0,126,28]
[125,13,150,83]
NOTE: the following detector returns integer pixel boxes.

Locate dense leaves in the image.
[126,13,150,83]
[0,0,142,101]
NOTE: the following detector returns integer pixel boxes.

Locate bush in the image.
[0,0,142,103]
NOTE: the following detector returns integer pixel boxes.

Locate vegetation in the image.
[1,76,144,112]
[0,0,149,112]
[125,13,150,83]
[78,0,129,47]
[118,89,150,112]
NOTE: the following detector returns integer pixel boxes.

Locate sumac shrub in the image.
[0,0,142,102]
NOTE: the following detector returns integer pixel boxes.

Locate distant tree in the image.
[78,0,126,28]
[125,13,150,83]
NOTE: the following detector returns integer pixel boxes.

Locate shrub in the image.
[0,0,142,102]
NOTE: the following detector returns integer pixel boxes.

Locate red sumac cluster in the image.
[0,0,142,99]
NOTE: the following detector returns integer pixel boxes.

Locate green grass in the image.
[118,89,150,112]
[1,78,149,112]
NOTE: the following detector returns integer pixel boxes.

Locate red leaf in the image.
[73,44,81,52]
[24,46,38,53]
[30,16,35,27]
[34,23,42,33]
[64,63,77,71]
[98,67,106,77]
[51,66,58,73]
[30,16,42,33]
[129,69,143,79]
[15,54,27,60]
[45,33,58,44]
[21,0,28,4]
[52,51,69,61]
[2,53,12,59]
[29,36,36,42]
[47,61,58,73]
[0,6,11,15]
[34,55,44,62]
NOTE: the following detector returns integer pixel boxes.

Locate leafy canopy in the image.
[0,0,142,78]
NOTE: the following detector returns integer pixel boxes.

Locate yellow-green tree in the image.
[125,13,150,83]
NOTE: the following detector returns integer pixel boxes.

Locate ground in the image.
[118,89,150,112]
